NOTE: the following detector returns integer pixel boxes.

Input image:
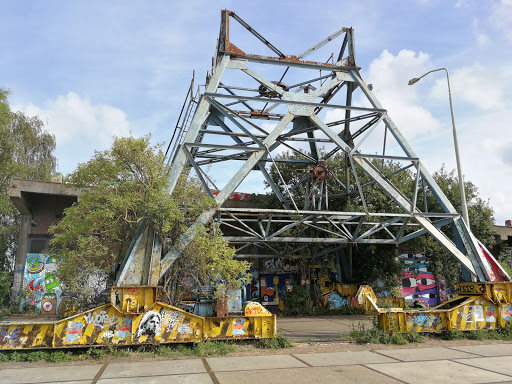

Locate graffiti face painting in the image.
[136,311,162,338]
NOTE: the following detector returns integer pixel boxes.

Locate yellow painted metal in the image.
[0,286,276,350]
[0,322,54,349]
[376,297,406,308]
[109,286,159,314]
[356,282,512,333]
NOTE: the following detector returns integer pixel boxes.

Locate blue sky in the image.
[1,0,512,223]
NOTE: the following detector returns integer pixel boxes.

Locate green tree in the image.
[0,88,57,308]
[49,136,250,307]
[414,167,496,284]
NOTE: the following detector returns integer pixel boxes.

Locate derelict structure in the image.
[161,10,508,284]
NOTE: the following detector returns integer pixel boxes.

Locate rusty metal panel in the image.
[1,289,278,349]
[378,292,512,333]
[376,297,406,308]
[204,314,275,340]
[0,323,53,349]
[53,304,133,347]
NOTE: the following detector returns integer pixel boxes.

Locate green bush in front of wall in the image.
[282,284,311,315]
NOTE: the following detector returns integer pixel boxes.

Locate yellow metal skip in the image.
[0,287,276,350]
[356,282,512,333]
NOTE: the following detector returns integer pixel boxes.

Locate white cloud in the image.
[489,0,512,43]
[472,18,490,47]
[16,92,130,145]
[14,92,131,174]
[358,49,442,139]
[430,64,506,110]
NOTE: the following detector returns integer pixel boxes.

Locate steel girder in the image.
[116,10,509,285]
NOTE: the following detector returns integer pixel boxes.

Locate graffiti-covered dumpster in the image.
[357,282,512,333]
[0,286,276,350]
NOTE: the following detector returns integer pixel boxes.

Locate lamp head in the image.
[408,78,420,85]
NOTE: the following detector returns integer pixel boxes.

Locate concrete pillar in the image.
[11,214,31,304]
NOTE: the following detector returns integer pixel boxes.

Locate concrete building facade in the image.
[8,178,81,307]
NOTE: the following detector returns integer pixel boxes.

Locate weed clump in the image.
[255,335,293,349]
[350,321,425,345]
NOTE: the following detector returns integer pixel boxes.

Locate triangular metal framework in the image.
[116,10,509,286]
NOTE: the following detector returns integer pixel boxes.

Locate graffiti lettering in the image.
[84,310,118,328]
[327,293,349,308]
[0,328,20,345]
[462,308,474,322]
[262,258,298,274]
[101,330,115,340]
[457,284,485,295]
[407,313,442,328]
[161,309,184,332]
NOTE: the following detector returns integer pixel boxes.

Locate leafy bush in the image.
[350,321,425,345]
[466,329,486,341]
[442,329,465,340]
[283,284,311,315]
[256,335,292,349]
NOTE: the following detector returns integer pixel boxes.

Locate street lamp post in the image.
[408,68,470,230]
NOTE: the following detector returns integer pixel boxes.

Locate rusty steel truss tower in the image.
[117,10,509,286]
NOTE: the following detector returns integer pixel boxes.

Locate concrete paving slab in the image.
[215,366,402,384]
[207,355,306,372]
[375,347,477,361]
[455,356,512,376]
[294,350,397,366]
[367,360,512,384]
[97,372,213,384]
[449,344,512,357]
[277,315,374,339]
[0,364,102,384]
[100,359,205,378]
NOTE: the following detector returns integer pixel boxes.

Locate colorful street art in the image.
[21,254,64,314]
[260,274,292,305]
[405,312,443,331]
[261,258,299,274]
[232,318,246,336]
[399,253,438,306]
[501,304,512,321]
[326,292,350,309]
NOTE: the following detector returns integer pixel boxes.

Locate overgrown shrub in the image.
[350,321,425,345]
[256,335,292,349]
[283,284,311,315]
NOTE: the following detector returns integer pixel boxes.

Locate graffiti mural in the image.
[399,253,438,307]
[501,304,512,321]
[21,254,64,314]
[65,321,83,342]
[326,292,350,308]
[405,312,443,330]
[135,311,162,338]
[260,274,292,305]
[232,318,246,335]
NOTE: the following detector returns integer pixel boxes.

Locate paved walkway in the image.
[3,343,512,384]
[277,314,374,339]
